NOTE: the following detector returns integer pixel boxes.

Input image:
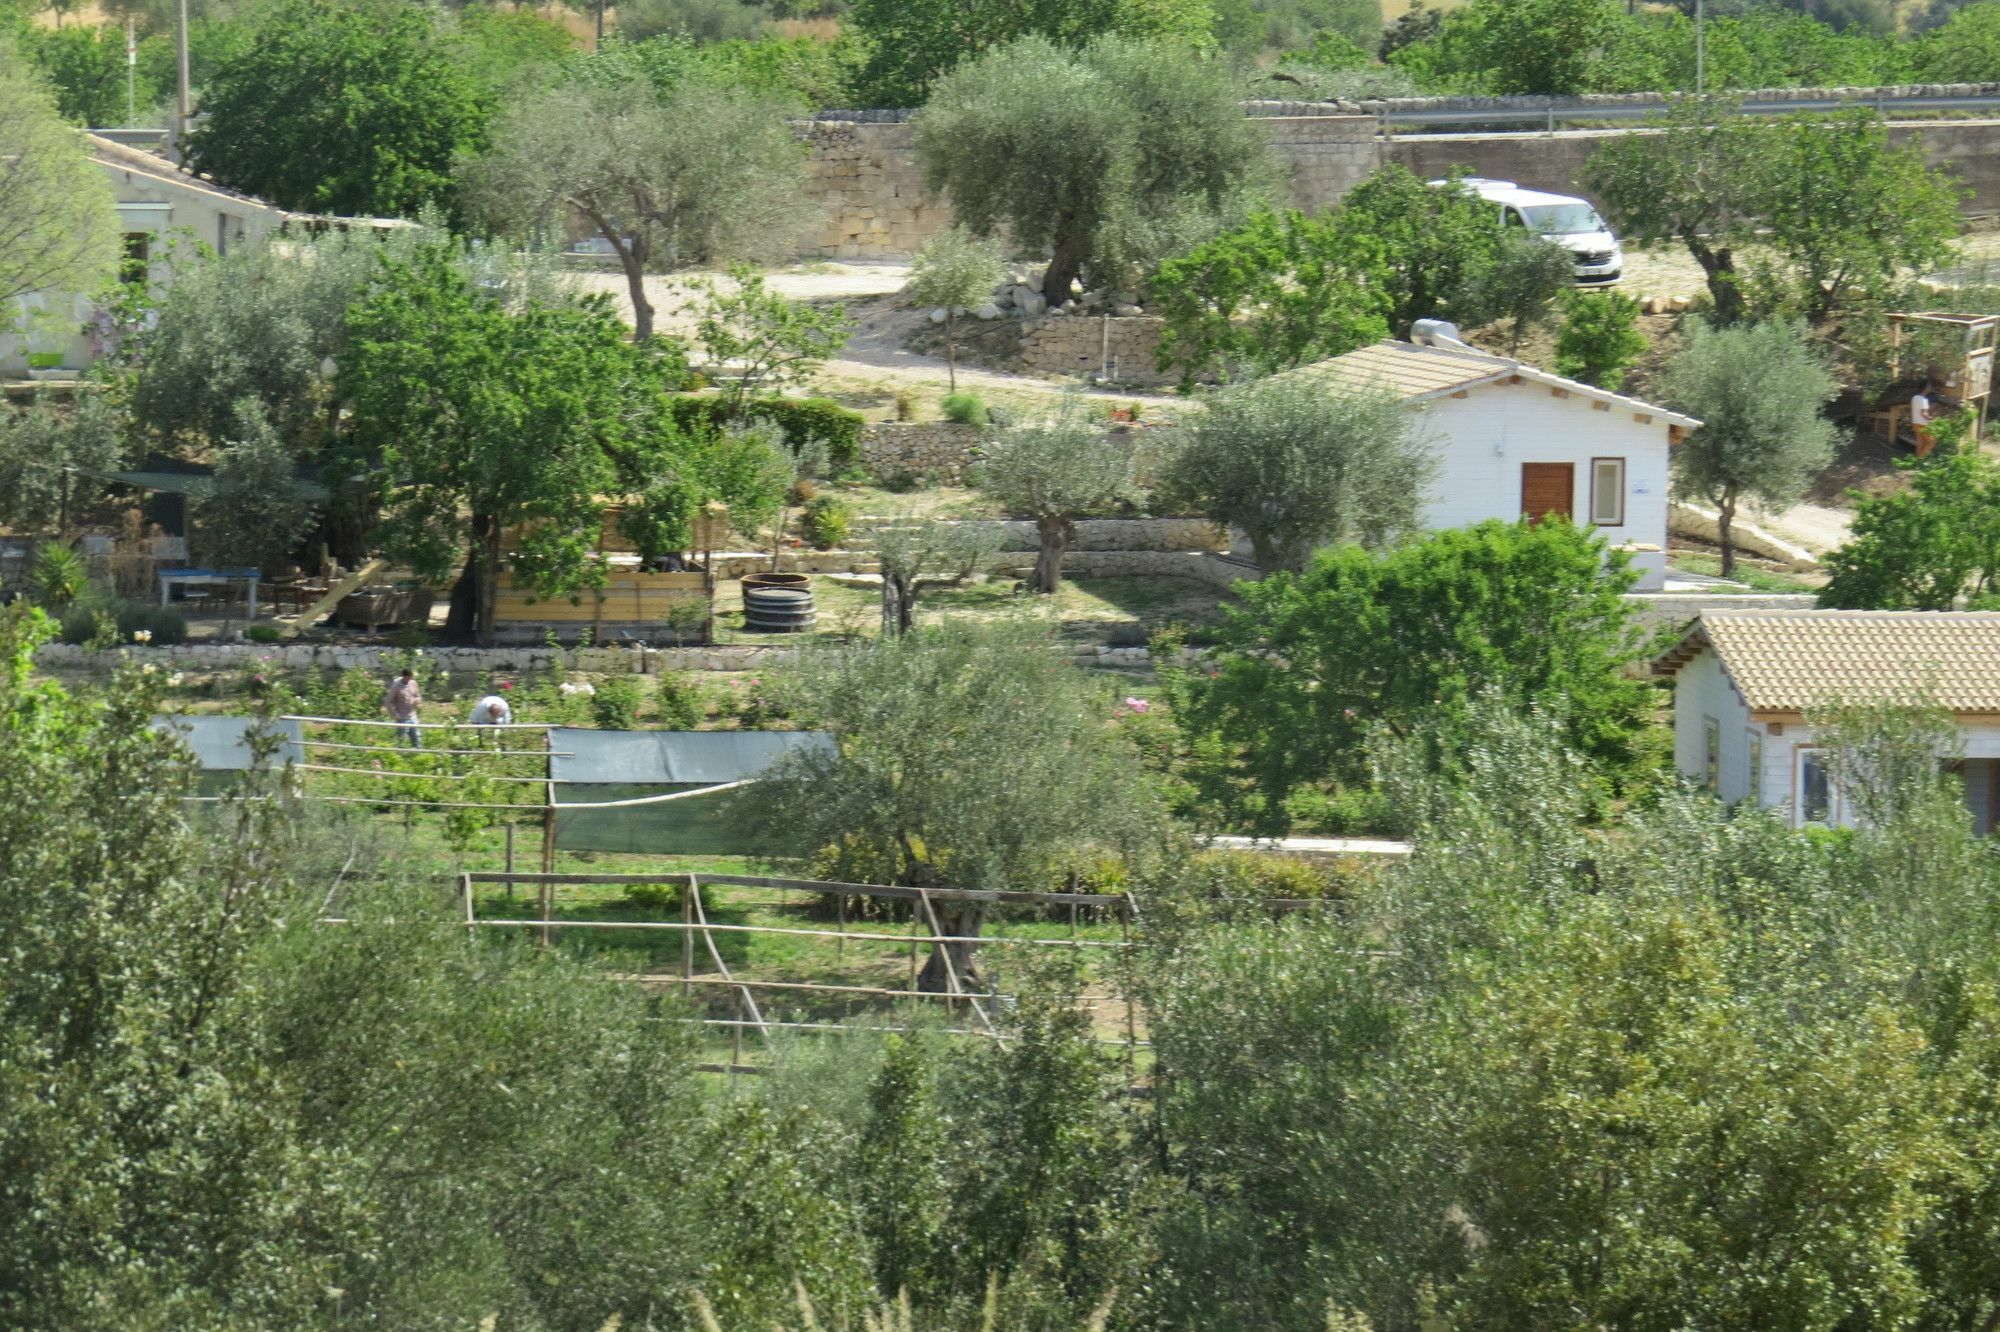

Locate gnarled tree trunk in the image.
[1716,489,1739,578]
[915,900,986,994]
[1042,222,1091,312]
[1032,514,1074,594]
[1692,242,1744,326]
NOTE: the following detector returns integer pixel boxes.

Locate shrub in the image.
[30,544,89,611]
[1553,289,1647,390]
[245,623,282,643]
[800,494,851,550]
[590,675,646,730]
[939,392,989,425]
[668,394,864,469]
[59,599,189,646]
[653,673,706,730]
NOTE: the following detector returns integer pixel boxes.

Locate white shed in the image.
[1290,335,1698,591]
[1653,609,2000,832]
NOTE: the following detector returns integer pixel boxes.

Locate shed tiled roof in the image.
[1653,609,2000,714]
[1289,339,1513,398]
[1286,339,1702,429]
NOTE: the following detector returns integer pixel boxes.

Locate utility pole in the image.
[1696,0,1706,96]
[175,0,191,146]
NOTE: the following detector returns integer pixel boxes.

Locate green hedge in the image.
[59,599,190,646]
[669,395,863,470]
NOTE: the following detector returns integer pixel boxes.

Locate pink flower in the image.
[1343,708,1358,721]
[500,680,514,690]
[1122,696,1151,713]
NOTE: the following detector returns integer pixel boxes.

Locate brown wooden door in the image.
[1521,463,1575,523]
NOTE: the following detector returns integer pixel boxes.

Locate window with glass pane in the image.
[1704,718,1721,791]
[1800,752,1833,825]
[1747,732,1762,803]
[1591,458,1625,526]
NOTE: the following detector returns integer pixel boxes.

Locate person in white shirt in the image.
[1911,384,1936,457]
[467,693,512,741]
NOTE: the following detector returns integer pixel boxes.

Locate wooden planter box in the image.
[493,568,714,644]
[335,585,432,631]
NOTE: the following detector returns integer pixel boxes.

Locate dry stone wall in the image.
[800,120,952,259]
[800,113,1380,261]
[857,422,986,482]
[1015,315,1174,386]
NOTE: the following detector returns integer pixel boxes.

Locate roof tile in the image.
[1657,610,2000,714]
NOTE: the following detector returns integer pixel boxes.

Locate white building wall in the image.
[1412,381,1674,589]
[3,141,287,376]
[1671,647,2000,829]
[1670,647,1757,803]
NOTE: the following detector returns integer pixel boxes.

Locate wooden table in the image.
[159,568,261,618]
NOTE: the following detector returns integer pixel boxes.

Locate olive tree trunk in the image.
[1032,514,1075,594]
[1716,488,1739,579]
[915,900,987,994]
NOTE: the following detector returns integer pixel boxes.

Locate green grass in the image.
[714,573,1234,647]
[1670,552,1823,595]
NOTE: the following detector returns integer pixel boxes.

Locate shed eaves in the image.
[1286,339,1702,429]
[1288,340,1512,399]
[1653,610,2000,715]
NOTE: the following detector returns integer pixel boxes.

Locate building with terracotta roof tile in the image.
[1653,608,2000,830]
[1285,327,1700,590]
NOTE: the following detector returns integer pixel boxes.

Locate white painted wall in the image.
[1670,647,1757,804]
[1412,379,1674,589]
[1669,643,2000,830]
[3,141,287,376]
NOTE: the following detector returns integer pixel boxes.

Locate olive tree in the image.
[752,621,1162,991]
[916,33,1274,310]
[975,415,1143,593]
[873,514,1002,636]
[903,227,1006,392]
[462,74,820,342]
[187,400,321,570]
[0,46,119,308]
[0,392,125,537]
[1659,319,1839,576]
[1162,376,1435,573]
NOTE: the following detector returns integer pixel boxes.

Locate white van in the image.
[1432,178,1624,287]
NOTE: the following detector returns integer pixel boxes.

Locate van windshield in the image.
[1520,203,1605,236]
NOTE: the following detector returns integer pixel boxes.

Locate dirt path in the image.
[1746,500,1852,555]
[576,262,1191,417]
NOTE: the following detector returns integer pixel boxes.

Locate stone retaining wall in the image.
[34,639,1191,675]
[1015,315,1175,386]
[800,87,2000,263]
[800,115,1379,261]
[857,421,986,482]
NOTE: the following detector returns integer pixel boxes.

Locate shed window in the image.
[1798,750,1834,826]
[1703,717,1721,792]
[1746,732,1762,804]
[120,232,150,286]
[1590,457,1625,526]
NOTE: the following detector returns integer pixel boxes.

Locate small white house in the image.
[6,133,405,379]
[1290,332,1698,590]
[1654,609,2000,832]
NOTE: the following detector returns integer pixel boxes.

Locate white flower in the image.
[559,680,596,696]
[167,673,185,686]
[132,629,153,644]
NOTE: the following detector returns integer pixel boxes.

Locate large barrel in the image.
[741,573,816,633]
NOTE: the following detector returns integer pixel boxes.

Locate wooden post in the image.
[836,892,846,962]
[504,822,515,893]
[1121,893,1138,1084]
[731,993,744,1090]
[538,877,552,951]
[541,726,556,876]
[682,873,696,992]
